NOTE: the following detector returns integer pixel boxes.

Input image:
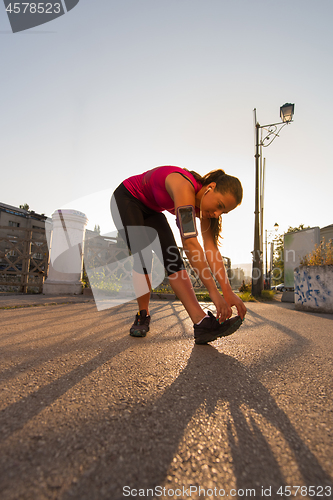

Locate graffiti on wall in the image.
[294,267,331,308]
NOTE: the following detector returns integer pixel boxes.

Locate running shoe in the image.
[130,309,150,337]
[194,311,242,344]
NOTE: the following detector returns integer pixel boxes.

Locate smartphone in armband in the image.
[176,205,198,239]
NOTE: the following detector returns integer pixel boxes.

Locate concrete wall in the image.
[294,266,333,313]
[284,227,320,289]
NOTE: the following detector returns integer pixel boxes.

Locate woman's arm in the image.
[165,174,218,295]
[201,218,247,319]
[165,173,232,321]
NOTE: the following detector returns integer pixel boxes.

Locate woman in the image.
[111,165,247,344]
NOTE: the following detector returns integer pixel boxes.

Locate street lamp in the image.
[252,104,295,297]
[280,103,295,123]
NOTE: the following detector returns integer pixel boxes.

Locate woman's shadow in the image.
[64,340,332,499]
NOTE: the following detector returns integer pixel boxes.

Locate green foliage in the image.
[237,290,275,302]
[260,290,275,301]
[195,291,212,302]
[81,264,122,293]
[152,286,173,293]
[238,291,256,302]
[238,281,251,293]
[88,269,122,294]
[81,265,89,288]
[300,238,333,266]
[19,203,30,210]
[93,224,101,234]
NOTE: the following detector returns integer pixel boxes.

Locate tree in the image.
[272,224,310,284]
[19,203,30,211]
[94,224,101,234]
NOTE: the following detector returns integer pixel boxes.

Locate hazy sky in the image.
[1,0,332,266]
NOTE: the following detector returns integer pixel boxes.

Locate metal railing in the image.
[0,226,49,293]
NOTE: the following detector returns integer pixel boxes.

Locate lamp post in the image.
[265,223,279,289]
[252,103,295,297]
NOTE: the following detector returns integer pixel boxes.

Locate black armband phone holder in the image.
[176,205,198,239]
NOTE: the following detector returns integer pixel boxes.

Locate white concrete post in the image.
[43,209,88,295]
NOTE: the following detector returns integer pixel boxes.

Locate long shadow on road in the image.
[1,301,332,500]
[61,348,332,499]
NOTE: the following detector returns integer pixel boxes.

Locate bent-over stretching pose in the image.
[111,165,247,344]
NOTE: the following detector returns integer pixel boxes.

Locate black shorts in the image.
[110,183,185,276]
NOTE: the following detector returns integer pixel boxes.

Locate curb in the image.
[83,288,177,300]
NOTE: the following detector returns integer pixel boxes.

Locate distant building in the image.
[0,202,47,230]
[320,224,333,243]
[0,203,48,272]
[230,267,245,289]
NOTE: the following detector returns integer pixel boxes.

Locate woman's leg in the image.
[111,186,154,315]
[132,271,152,314]
[112,190,205,326]
[168,269,206,324]
[144,212,207,324]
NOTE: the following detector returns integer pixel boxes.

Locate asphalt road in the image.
[0,297,332,500]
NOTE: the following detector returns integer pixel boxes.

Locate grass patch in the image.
[236,290,276,302]
[195,291,212,302]
[260,290,275,301]
[237,291,257,302]
[152,288,276,303]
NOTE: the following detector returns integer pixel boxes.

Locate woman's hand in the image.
[223,289,247,320]
[210,290,232,323]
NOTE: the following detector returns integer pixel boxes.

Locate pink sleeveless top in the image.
[123,166,202,215]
